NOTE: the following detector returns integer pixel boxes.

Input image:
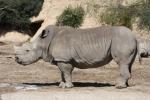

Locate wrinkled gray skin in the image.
[14,25,138,89]
[138,38,150,58]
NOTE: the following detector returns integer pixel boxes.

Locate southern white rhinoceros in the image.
[14,25,140,89]
[138,38,150,57]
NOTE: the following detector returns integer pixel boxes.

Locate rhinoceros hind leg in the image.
[57,62,74,88]
[115,64,131,89]
[112,51,136,89]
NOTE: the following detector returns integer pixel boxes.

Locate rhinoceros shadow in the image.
[23,82,114,87]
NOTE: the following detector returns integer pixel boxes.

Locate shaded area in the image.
[140,52,150,58]
[0,42,6,46]
[23,82,114,88]
[0,20,43,37]
[0,0,44,37]
[29,20,44,36]
[0,0,44,33]
[74,82,114,87]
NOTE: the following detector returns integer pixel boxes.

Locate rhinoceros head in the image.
[14,25,56,65]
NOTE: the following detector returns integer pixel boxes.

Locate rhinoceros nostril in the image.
[15,56,18,59]
[15,57,23,64]
[15,57,19,61]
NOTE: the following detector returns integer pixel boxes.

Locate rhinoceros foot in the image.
[59,82,74,88]
[115,84,127,89]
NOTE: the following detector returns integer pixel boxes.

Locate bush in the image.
[99,5,133,28]
[134,0,150,30]
[87,0,150,30]
[0,0,43,31]
[56,5,85,28]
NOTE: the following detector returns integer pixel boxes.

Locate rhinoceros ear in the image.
[40,30,48,38]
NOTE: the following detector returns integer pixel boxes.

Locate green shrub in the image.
[134,0,150,30]
[0,0,43,31]
[87,0,150,30]
[99,5,133,28]
[56,5,85,28]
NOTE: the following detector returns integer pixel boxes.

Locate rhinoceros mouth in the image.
[15,59,27,66]
[15,57,22,64]
[16,61,25,65]
[15,57,30,66]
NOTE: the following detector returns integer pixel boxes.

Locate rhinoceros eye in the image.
[40,30,48,38]
[26,50,30,52]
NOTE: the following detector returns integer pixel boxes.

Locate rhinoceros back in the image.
[52,27,113,65]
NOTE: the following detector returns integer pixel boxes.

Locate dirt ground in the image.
[0,41,150,96]
[0,0,150,99]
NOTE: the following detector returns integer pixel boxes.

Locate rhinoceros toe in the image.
[115,84,127,89]
[59,82,74,88]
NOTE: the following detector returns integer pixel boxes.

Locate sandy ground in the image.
[0,0,150,99]
[0,42,150,99]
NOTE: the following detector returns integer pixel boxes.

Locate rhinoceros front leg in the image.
[57,62,74,88]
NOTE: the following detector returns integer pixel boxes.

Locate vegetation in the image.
[99,5,133,29]
[56,5,85,28]
[134,0,150,30]
[86,0,150,30]
[0,0,43,31]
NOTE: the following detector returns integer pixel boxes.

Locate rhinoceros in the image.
[14,25,139,89]
[138,38,150,57]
